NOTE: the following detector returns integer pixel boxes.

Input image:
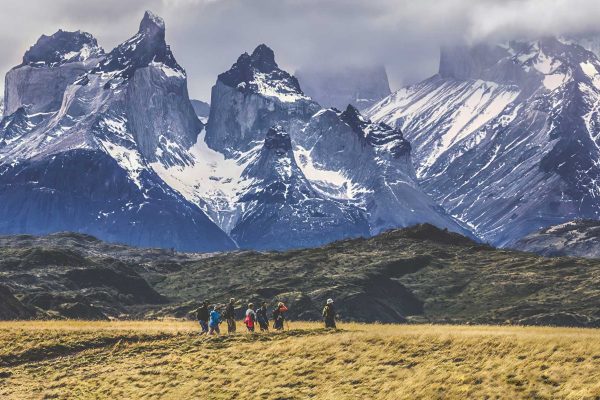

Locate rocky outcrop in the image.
[0,285,36,320]
[2,225,600,326]
[298,105,471,236]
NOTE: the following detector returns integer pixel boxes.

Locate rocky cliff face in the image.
[367,38,600,245]
[296,65,391,110]
[231,126,370,249]
[298,105,469,235]
[205,44,320,157]
[0,11,234,252]
[4,30,104,117]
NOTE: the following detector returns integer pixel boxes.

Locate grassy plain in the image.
[1,320,600,399]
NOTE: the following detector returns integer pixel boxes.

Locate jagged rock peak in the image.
[264,125,292,154]
[139,10,166,41]
[217,44,305,101]
[339,104,410,157]
[250,44,277,71]
[340,104,367,129]
[93,11,182,79]
[21,29,103,67]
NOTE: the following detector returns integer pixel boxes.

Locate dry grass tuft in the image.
[1,320,600,399]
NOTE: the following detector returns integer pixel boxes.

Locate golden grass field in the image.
[1,320,600,399]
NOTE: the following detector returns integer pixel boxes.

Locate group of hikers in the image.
[194,297,337,335]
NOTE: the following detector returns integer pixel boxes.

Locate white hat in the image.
[327,298,334,304]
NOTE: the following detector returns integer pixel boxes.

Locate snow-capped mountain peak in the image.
[218,44,306,103]
[249,44,278,72]
[20,29,104,68]
[93,10,182,80]
[0,12,229,252]
[205,44,319,157]
[338,104,410,159]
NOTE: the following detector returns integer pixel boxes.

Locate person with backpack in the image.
[272,302,288,331]
[256,302,269,331]
[244,303,257,332]
[322,298,336,329]
[195,300,210,335]
[223,298,236,334]
[208,305,222,336]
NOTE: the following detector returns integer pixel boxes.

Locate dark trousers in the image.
[227,317,236,333]
[199,320,209,334]
[274,317,284,330]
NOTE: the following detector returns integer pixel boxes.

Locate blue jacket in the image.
[209,310,221,326]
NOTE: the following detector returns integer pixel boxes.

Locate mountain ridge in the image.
[2,224,600,328]
[367,37,600,246]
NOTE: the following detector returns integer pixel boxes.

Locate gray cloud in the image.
[1,0,600,100]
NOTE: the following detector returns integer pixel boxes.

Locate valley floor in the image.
[1,321,600,399]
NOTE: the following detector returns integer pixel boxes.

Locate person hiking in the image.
[244,303,257,332]
[323,298,336,329]
[256,302,269,331]
[196,300,210,335]
[272,302,288,331]
[208,305,222,336]
[223,298,236,334]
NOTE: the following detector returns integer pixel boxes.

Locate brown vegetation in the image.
[1,320,600,399]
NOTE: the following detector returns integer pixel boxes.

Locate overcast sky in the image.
[2,0,600,100]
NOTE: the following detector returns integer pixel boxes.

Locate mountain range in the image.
[1,11,600,252]
[367,38,600,246]
[0,11,467,251]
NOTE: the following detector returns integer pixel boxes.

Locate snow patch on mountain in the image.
[99,139,145,189]
[543,73,568,90]
[368,78,520,176]
[294,145,363,200]
[150,129,259,232]
[250,71,308,103]
[150,61,186,79]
